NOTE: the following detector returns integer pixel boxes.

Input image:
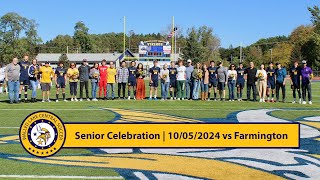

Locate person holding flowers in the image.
[135,63,145,100]
[160,63,170,100]
[67,62,79,101]
[256,64,267,102]
[89,63,100,101]
[227,64,237,101]
[201,64,209,101]
[192,62,203,100]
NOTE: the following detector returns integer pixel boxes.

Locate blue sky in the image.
[0,0,319,47]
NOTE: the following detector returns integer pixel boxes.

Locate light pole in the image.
[269,49,273,62]
[128,30,134,51]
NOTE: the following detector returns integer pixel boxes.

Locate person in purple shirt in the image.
[300,60,313,105]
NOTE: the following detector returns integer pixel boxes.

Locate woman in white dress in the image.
[256,64,267,102]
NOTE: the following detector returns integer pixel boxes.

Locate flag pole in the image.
[171,16,174,62]
[123,16,126,60]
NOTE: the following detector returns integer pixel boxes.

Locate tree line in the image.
[0,6,319,69]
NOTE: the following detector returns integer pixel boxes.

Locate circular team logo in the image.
[19,111,66,157]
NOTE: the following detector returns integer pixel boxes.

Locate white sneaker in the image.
[174,97,177,100]
[302,101,306,104]
[229,100,232,101]
[56,100,59,102]
[309,101,312,105]
[128,96,130,100]
[207,99,210,101]
[259,99,262,102]
[47,99,51,102]
[177,98,181,101]
[161,98,164,101]
[262,98,265,102]
[87,98,90,101]
[232,99,235,101]
[292,101,296,104]
[170,97,173,100]
[79,98,83,101]
[64,99,67,102]
[92,98,98,101]
[299,99,302,104]
[71,98,74,102]
[42,100,45,103]
[134,96,136,100]
[182,98,185,100]
[74,98,78,102]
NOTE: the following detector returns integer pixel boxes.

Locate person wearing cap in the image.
[217,61,228,101]
[54,61,67,102]
[39,61,54,102]
[290,61,302,104]
[148,60,161,100]
[300,60,313,104]
[185,59,194,100]
[78,59,91,101]
[275,62,287,103]
[244,62,257,101]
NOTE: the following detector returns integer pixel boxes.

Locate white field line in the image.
[0,108,319,111]
[0,175,123,179]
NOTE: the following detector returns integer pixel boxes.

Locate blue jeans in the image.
[8,80,19,102]
[91,82,98,99]
[186,79,193,99]
[201,82,209,92]
[107,83,115,99]
[192,79,201,99]
[30,80,37,98]
[228,80,236,100]
[161,81,169,99]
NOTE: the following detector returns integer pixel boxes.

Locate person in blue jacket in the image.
[275,62,287,103]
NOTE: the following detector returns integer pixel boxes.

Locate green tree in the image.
[58,53,70,68]
[0,12,41,63]
[182,26,220,63]
[74,21,92,53]
[308,6,320,34]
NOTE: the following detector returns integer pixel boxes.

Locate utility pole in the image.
[270,49,273,62]
[67,46,69,54]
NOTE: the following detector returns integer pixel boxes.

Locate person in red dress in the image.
[135,63,145,100]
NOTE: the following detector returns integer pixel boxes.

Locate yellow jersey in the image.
[40,66,54,83]
[107,68,116,83]
[67,68,79,82]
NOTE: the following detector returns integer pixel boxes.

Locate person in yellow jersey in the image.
[39,61,54,102]
[107,61,116,100]
[67,62,79,101]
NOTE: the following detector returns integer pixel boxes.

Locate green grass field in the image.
[0,80,319,179]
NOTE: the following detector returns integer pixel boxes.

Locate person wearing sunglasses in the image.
[227,64,237,101]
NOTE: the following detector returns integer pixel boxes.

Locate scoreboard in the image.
[138,40,171,68]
